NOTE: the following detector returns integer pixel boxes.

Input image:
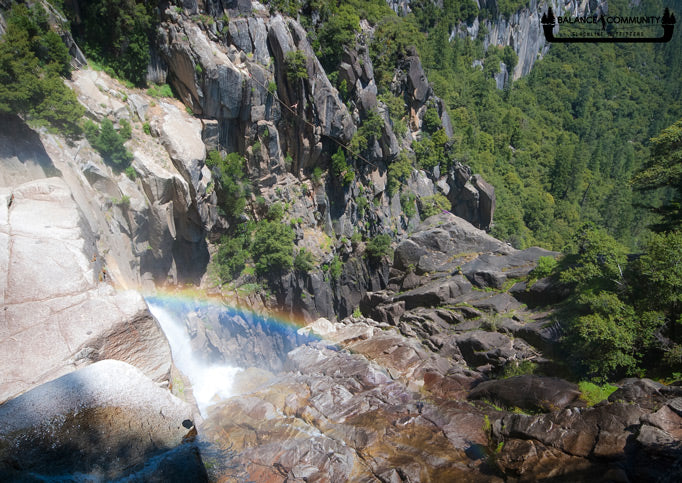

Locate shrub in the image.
[251,221,295,275]
[350,109,384,154]
[532,256,558,280]
[356,196,368,216]
[331,147,354,185]
[146,84,174,98]
[387,152,413,195]
[84,118,133,168]
[312,166,323,185]
[119,119,132,140]
[285,50,308,83]
[365,234,392,261]
[124,166,137,180]
[266,202,284,221]
[422,107,442,134]
[351,231,362,245]
[400,192,417,218]
[142,122,151,135]
[294,248,316,272]
[215,235,248,283]
[578,381,618,406]
[329,255,343,281]
[112,194,130,207]
[420,193,451,220]
[206,151,247,218]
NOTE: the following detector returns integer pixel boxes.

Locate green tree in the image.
[84,119,133,167]
[560,226,628,293]
[215,236,249,283]
[285,50,308,83]
[294,248,316,272]
[365,234,392,261]
[636,231,682,346]
[422,107,442,134]
[632,119,682,232]
[331,147,354,185]
[317,5,359,72]
[0,4,82,137]
[206,151,247,218]
[251,221,295,275]
[419,193,451,219]
[72,0,155,86]
[387,151,413,195]
[559,226,664,380]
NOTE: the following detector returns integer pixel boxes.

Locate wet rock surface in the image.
[0,360,205,481]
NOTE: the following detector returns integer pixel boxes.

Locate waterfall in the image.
[145,299,242,417]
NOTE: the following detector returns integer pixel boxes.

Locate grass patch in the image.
[147,83,174,98]
[578,381,618,406]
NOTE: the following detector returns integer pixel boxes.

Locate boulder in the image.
[395,275,472,309]
[496,403,645,459]
[462,246,556,289]
[404,48,431,105]
[455,330,533,368]
[469,375,583,412]
[0,360,204,481]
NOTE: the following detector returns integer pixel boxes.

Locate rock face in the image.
[0,360,206,481]
[64,70,214,287]
[0,176,172,403]
[451,0,605,82]
[200,322,496,482]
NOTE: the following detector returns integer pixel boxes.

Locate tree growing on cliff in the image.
[71,0,155,86]
[206,151,247,218]
[84,119,133,168]
[0,4,83,137]
[251,221,295,275]
[285,50,308,83]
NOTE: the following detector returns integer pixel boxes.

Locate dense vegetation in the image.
[553,118,682,381]
[0,3,83,136]
[67,0,156,86]
[402,0,681,251]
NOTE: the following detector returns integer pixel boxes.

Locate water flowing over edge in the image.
[145,298,242,418]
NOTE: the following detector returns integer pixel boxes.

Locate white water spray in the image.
[146,300,242,417]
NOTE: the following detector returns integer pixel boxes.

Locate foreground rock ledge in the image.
[0,359,207,481]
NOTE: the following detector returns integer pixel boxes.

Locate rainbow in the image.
[140,286,319,341]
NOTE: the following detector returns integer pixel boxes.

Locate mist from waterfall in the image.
[146,299,242,417]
